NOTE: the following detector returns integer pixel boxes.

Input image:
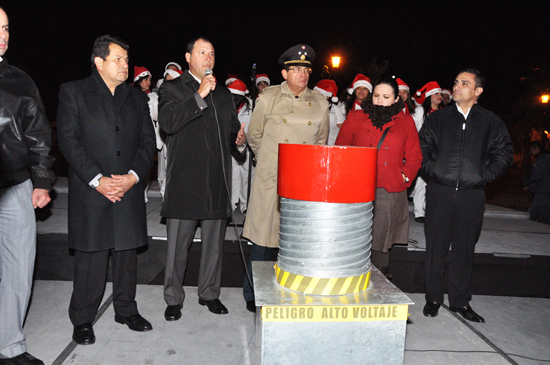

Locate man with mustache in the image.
[57,35,156,345]
[242,44,330,313]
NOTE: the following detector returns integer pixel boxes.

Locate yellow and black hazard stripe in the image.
[274,264,370,295]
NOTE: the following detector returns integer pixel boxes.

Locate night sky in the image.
[4,1,550,123]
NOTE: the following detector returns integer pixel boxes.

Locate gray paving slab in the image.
[408,202,530,220]
[24,282,258,365]
[43,179,549,259]
[463,296,550,365]
[21,282,550,365]
[407,214,550,256]
[145,198,166,239]
[60,288,258,365]
[36,210,68,235]
[404,293,550,365]
[24,281,113,364]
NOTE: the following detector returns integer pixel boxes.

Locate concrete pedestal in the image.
[252,261,414,365]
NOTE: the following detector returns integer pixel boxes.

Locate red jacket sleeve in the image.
[335,110,362,146]
[401,114,422,185]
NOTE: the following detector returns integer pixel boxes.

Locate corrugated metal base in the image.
[252,261,414,365]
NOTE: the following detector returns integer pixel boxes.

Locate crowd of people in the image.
[4,4,547,364]
[132,61,479,229]
[122,50,518,329]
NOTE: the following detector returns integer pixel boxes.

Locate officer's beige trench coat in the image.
[243,81,329,248]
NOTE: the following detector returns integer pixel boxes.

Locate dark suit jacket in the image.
[158,70,241,220]
[57,68,156,252]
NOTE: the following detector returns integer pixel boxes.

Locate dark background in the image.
[3,0,550,181]
[6,1,548,290]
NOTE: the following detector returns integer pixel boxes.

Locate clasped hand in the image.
[96,174,137,203]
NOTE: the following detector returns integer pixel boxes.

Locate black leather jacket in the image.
[0,58,55,189]
[419,103,513,190]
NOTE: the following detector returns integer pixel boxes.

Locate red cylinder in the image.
[278,144,377,203]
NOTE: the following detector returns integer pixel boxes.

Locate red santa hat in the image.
[228,79,249,96]
[414,81,442,106]
[396,78,409,92]
[441,88,453,100]
[164,69,183,79]
[165,62,182,71]
[351,74,372,93]
[133,66,151,82]
[255,74,270,86]
[314,79,339,103]
[225,74,238,86]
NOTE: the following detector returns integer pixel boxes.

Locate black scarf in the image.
[361,95,405,130]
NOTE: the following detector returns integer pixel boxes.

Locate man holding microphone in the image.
[159,37,246,320]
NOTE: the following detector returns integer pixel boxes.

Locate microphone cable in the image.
[208,90,255,297]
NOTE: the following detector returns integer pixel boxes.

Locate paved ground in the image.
[17,178,550,364]
[23,282,550,364]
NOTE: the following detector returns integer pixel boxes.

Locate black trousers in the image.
[69,249,138,326]
[242,242,276,302]
[424,182,485,307]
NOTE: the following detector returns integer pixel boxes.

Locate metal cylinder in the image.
[278,198,372,278]
[275,144,378,295]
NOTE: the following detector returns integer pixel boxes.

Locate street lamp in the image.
[331,56,341,68]
[542,95,549,104]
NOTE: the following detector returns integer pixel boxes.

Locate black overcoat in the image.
[56,69,156,252]
[158,71,241,220]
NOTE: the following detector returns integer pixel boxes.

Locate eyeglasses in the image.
[288,67,312,75]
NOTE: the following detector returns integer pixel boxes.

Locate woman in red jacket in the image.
[335,76,422,276]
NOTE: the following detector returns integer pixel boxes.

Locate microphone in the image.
[204,68,215,94]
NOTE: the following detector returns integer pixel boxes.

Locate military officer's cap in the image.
[278,44,316,67]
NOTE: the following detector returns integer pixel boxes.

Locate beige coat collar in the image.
[280,81,316,102]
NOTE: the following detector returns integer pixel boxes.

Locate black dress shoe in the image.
[164,304,183,321]
[415,217,425,223]
[114,313,153,331]
[0,352,44,365]
[246,301,256,313]
[449,305,485,323]
[423,301,440,317]
[199,298,228,315]
[72,323,95,345]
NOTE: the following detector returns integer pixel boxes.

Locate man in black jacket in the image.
[0,7,54,365]
[159,37,246,321]
[57,35,156,345]
[419,68,513,323]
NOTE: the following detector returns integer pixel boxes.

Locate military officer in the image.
[242,44,329,312]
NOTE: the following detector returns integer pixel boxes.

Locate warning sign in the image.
[262,305,408,322]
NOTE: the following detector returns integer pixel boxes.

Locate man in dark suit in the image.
[57,35,156,345]
[159,36,246,320]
